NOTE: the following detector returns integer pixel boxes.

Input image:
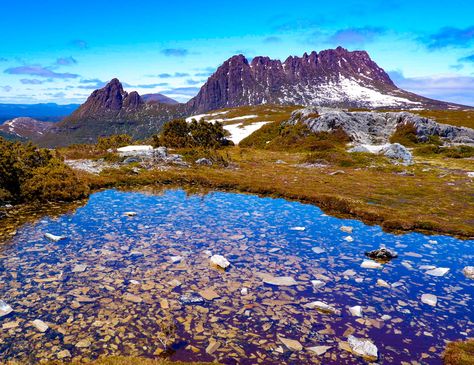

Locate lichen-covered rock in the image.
[380,143,413,165]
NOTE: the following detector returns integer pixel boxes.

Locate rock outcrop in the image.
[286,107,474,145]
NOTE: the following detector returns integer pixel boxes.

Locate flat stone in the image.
[199,288,220,300]
[343,236,354,242]
[31,319,49,333]
[307,345,332,356]
[376,279,391,288]
[258,273,298,286]
[361,260,382,269]
[421,294,438,307]
[169,255,183,263]
[75,339,91,348]
[2,321,19,329]
[290,226,306,231]
[311,280,326,289]
[57,350,71,359]
[72,264,87,273]
[123,293,143,303]
[206,339,221,355]
[44,233,66,242]
[312,247,325,254]
[425,267,450,277]
[278,336,303,351]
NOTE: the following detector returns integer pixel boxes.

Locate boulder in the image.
[380,143,413,165]
[195,158,213,166]
[365,247,398,262]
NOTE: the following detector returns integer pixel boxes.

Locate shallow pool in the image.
[0,189,472,364]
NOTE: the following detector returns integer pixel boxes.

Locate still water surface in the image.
[0,189,472,364]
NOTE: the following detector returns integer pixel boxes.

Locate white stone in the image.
[44,233,66,242]
[425,267,450,277]
[290,226,306,231]
[349,305,363,317]
[304,301,339,314]
[361,260,382,269]
[259,273,298,286]
[241,287,249,296]
[421,294,438,307]
[381,314,392,321]
[462,266,474,279]
[347,335,378,360]
[0,300,13,317]
[343,236,354,242]
[31,319,49,333]
[210,254,230,269]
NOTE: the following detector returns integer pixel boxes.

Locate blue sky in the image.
[1,0,474,105]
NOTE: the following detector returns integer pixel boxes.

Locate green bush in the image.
[241,122,350,152]
[414,145,474,158]
[0,137,89,204]
[389,122,419,146]
[97,134,133,151]
[153,119,231,148]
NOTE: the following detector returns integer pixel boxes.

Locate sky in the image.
[0,0,474,106]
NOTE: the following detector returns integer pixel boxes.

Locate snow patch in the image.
[224,121,270,144]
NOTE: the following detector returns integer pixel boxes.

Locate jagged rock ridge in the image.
[187,47,468,113]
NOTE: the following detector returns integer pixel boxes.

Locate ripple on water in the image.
[0,189,472,364]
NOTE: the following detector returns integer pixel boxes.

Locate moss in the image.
[415,145,474,158]
[443,339,474,365]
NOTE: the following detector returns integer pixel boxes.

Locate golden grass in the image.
[78,146,474,239]
[443,339,474,365]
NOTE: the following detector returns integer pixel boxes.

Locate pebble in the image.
[421,294,438,307]
[31,319,49,333]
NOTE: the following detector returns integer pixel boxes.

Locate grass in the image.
[443,339,474,365]
[76,145,474,239]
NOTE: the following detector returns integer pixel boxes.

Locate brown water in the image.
[0,189,472,364]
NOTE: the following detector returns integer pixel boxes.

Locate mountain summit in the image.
[187,47,463,112]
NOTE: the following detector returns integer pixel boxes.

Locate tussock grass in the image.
[443,339,474,365]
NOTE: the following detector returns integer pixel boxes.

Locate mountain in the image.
[187,47,468,113]
[0,117,53,140]
[0,103,79,124]
[38,79,187,147]
[141,93,179,105]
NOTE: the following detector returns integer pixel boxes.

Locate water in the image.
[0,189,472,364]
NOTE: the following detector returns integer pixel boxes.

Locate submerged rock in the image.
[0,300,13,317]
[307,345,332,356]
[123,211,137,217]
[303,301,339,314]
[258,273,298,286]
[31,319,49,333]
[425,267,450,277]
[278,336,303,352]
[347,335,378,361]
[462,266,474,279]
[180,294,205,305]
[210,254,230,270]
[376,279,391,288]
[365,247,398,262]
[340,226,353,234]
[421,294,438,307]
[311,280,326,289]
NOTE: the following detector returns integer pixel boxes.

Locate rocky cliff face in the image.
[287,107,474,145]
[187,47,466,113]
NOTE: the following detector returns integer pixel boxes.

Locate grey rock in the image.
[380,143,413,165]
[365,247,398,262]
[195,158,213,166]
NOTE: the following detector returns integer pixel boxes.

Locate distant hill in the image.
[141,93,179,105]
[0,117,53,140]
[0,103,79,124]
